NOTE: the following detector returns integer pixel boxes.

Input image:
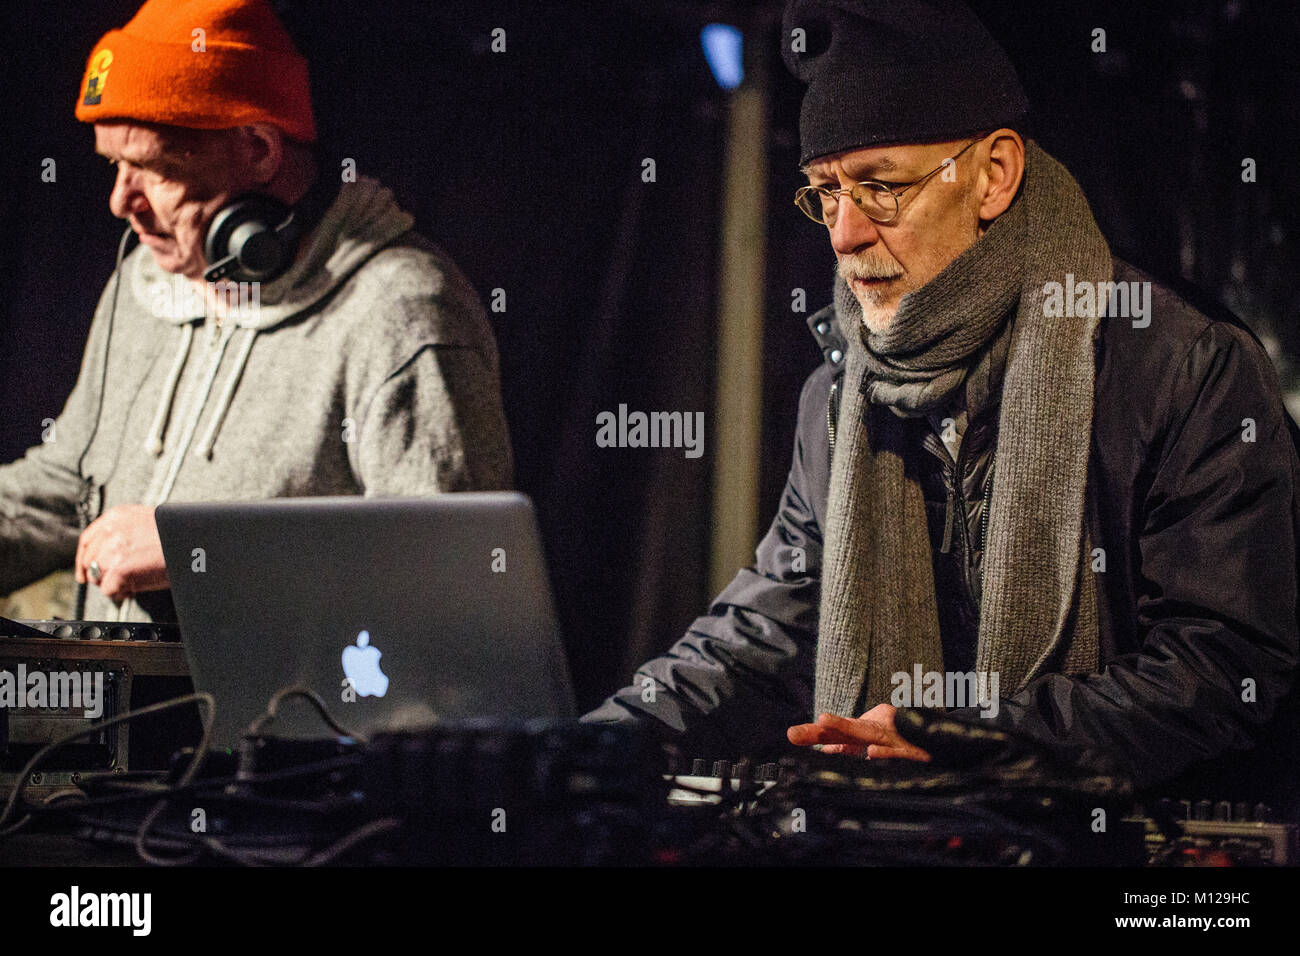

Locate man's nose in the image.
[827,194,881,256]
[108,165,145,220]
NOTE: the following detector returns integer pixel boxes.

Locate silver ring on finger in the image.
[88,560,103,584]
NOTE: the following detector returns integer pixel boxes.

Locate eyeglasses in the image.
[793,139,981,226]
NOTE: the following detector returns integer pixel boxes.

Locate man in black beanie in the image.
[585,0,1300,808]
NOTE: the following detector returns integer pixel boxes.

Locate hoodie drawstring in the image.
[124,325,253,624]
[196,328,258,460]
[149,321,238,506]
[143,322,195,456]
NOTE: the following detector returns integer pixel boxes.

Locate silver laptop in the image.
[156,493,577,748]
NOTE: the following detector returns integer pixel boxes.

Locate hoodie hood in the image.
[126,176,418,550]
[128,175,416,329]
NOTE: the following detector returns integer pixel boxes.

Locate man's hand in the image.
[75,504,169,603]
[787,703,932,761]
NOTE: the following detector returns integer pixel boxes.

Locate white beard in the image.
[838,256,904,334]
[853,288,898,334]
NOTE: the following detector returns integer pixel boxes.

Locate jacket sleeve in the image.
[580,367,831,755]
[0,284,117,595]
[953,322,1300,790]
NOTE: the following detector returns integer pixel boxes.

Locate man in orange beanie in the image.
[0,0,514,623]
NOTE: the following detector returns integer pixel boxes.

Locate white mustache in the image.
[838,258,904,282]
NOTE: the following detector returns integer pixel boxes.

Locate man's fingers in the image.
[867,743,932,761]
[789,712,933,761]
[819,743,868,757]
[787,713,892,747]
[816,712,893,744]
[790,708,933,761]
[787,722,861,746]
[96,566,128,604]
[75,515,110,584]
[74,526,92,583]
[787,723,865,747]
[786,722,824,746]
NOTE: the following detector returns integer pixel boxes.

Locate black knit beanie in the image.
[782,0,1029,165]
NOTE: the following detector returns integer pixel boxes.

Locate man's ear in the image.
[239,123,285,188]
[976,128,1025,222]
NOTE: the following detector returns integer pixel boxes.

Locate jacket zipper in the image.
[833,372,978,561]
[827,376,840,450]
[975,458,994,613]
[826,361,998,616]
[922,414,995,604]
[953,432,974,598]
[981,459,995,558]
[919,429,969,565]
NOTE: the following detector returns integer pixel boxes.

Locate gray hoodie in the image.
[0,176,513,621]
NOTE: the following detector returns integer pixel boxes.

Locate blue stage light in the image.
[701,23,743,90]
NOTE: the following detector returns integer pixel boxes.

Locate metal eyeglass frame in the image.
[794,138,982,226]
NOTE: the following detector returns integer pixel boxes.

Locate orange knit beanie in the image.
[75,0,316,143]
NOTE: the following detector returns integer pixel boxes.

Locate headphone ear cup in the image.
[204,195,297,283]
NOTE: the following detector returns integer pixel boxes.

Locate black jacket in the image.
[585,261,1300,810]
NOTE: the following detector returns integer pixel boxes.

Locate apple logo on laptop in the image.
[342,630,389,698]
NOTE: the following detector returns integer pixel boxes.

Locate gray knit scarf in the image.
[814,141,1107,720]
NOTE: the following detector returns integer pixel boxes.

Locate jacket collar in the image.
[806,301,848,375]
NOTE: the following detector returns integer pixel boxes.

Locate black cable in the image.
[13,683,366,865]
[74,226,134,480]
[243,684,364,743]
[136,684,362,864]
[0,691,214,838]
[73,225,136,620]
[55,753,361,813]
[25,760,358,816]
[198,817,402,868]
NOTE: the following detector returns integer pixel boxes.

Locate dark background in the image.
[2,0,1297,711]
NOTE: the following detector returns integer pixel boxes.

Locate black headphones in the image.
[203,195,300,284]
[202,173,338,284]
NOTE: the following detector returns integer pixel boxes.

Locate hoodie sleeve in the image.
[339,236,515,496]
[0,286,115,595]
[580,366,831,755]
[355,343,514,495]
[951,321,1300,790]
